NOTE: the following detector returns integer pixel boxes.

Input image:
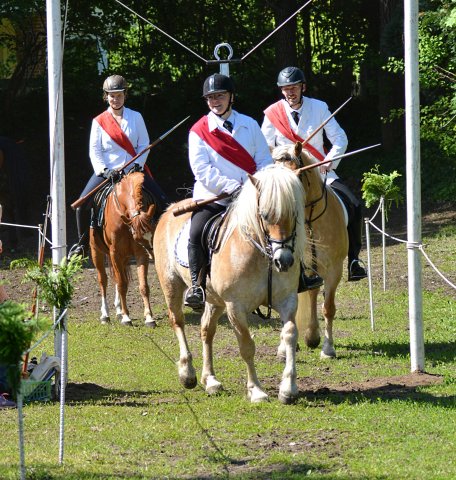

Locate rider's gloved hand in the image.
[101,168,122,182]
[229,185,242,198]
[130,163,143,173]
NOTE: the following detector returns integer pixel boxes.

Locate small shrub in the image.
[361,165,404,218]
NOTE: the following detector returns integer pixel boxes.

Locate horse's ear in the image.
[294,142,303,157]
[247,173,260,188]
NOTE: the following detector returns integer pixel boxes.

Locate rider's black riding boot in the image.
[184,242,206,310]
[298,263,324,293]
[347,204,367,281]
[68,207,91,259]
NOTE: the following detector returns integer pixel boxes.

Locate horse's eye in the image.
[260,211,269,221]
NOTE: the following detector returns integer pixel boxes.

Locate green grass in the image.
[1,226,455,479]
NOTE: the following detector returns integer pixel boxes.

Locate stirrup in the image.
[67,243,85,260]
[184,285,206,310]
[298,274,324,293]
[348,259,368,282]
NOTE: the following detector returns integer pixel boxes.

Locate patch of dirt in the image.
[0,201,453,400]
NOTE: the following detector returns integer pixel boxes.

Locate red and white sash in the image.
[263,102,325,161]
[95,110,153,177]
[190,116,257,175]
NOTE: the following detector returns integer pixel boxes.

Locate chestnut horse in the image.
[153,164,307,403]
[272,142,348,358]
[90,171,156,326]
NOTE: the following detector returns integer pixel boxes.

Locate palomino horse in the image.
[90,171,156,326]
[272,142,348,359]
[153,164,307,403]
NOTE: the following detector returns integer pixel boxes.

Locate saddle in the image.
[92,182,157,229]
[175,211,226,268]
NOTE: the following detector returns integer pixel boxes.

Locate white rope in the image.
[418,244,456,290]
[366,217,408,244]
[24,309,68,355]
[366,197,384,223]
[367,209,455,291]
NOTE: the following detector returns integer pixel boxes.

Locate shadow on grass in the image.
[63,382,185,406]
[11,462,387,480]
[344,340,456,364]
[297,382,455,409]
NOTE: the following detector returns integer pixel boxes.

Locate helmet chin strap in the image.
[216,94,234,118]
[286,84,305,109]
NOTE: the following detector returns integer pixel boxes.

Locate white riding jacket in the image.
[89,107,150,176]
[261,98,348,184]
[189,110,273,205]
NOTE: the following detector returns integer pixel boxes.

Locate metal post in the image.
[365,218,375,331]
[46,0,68,463]
[404,0,424,371]
[381,197,387,291]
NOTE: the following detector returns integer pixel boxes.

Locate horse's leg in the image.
[294,290,321,351]
[91,246,110,324]
[275,297,299,404]
[135,255,155,328]
[226,305,268,403]
[200,304,225,395]
[320,282,338,359]
[111,255,132,325]
[159,273,197,388]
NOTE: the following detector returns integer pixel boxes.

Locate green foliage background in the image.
[0,0,455,217]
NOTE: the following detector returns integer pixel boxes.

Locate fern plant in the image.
[10,254,84,311]
[361,165,404,218]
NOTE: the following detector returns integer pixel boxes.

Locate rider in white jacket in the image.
[262,66,367,282]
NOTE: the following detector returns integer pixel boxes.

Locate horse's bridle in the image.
[242,199,298,320]
[111,181,155,257]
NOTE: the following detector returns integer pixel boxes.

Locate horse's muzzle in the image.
[273,248,294,272]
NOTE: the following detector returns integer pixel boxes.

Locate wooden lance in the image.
[70,115,190,210]
[172,193,230,217]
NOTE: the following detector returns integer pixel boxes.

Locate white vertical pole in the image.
[46,0,67,367]
[404,0,425,371]
[381,197,387,291]
[365,219,375,331]
[46,0,68,463]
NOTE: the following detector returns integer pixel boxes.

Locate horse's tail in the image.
[296,291,321,349]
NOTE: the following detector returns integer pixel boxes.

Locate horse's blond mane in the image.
[222,164,306,261]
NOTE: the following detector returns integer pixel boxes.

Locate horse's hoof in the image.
[305,336,321,350]
[248,387,269,403]
[320,350,336,359]
[205,375,223,395]
[100,316,110,325]
[278,392,298,405]
[144,319,157,328]
[121,319,133,326]
[180,376,197,389]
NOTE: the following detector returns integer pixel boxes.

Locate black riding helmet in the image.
[277,67,306,87]
[102,75,128,102]
[202,73,235,97]
[103,75,128,93]
[203,73,235,117]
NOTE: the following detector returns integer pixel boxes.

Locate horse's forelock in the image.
[272,145,299,167]
[131,211,154,238]
[228,165,306,258]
